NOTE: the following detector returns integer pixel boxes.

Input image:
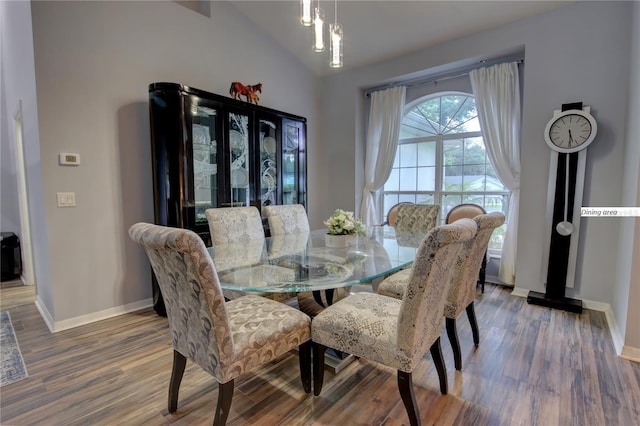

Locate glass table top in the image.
[209,228,426,293]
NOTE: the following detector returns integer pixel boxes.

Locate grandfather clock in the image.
[527,102,597,314]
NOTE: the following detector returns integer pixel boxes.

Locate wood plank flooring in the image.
[1,281,638,425]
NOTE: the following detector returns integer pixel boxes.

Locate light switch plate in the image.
[57,192,76,207]
[59,153,80,166]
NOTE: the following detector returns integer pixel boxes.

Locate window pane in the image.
[400,108,438,138]
[489,224,507,251]
[393,146,400,168]
[443,139,463,165]
[384,169,399,191]
[399,144,417,168]
[399,168,417,191]
[416,194,435,204]
[464,138,486,165]
[417,167,435,191]
[441,194,463,222]
[462,165,485,191]
[383,193,399,222]
[443,165,462,191]
[399,194,416,203]
[417,141,436,166]
[463,194,485,207]
[486,194,510,215]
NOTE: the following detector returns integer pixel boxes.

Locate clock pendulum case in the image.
[527,102,598,313]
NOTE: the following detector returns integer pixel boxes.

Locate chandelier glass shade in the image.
[313,7,325,52]
[300,0,312,26]
[329,23,343,68]
[300,0,342,67]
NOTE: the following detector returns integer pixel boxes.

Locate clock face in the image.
[544,109,597,153]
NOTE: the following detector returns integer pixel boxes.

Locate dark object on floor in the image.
[1,232,22,282]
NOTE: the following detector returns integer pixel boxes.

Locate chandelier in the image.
[300,0,343,68]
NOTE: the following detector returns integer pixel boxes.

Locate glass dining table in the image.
[209,227,426,372]
[208,227,424,297]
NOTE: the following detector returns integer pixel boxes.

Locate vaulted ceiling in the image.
[228,1,575,76]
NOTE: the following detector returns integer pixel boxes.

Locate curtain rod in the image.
[365,55,524,97]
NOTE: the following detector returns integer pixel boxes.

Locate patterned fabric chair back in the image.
[397,219,477,358]
[444,212,505,318]
[394,204,440,234]
[205,206,265,244]
[383,202,413,226]
[263,204,310,235]
[129,223,233,381]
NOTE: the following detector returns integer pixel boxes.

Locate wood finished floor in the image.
[1,281,639,425]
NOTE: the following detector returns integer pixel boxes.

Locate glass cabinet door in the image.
[229,112,251,207]
[259,118,278,207]
[191,103,219,226]
[282,119,305,205]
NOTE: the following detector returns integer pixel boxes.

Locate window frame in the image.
[379,91,510,255]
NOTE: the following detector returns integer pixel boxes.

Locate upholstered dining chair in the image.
[311,220,477,426]
[394,203,440,234]
[382,202,413,226]
[446,203,488,292]
[206,206,294,302]
[263,204,310,236]
[205,206,265,244]
[377,212,505,371]
[129,223,311,426]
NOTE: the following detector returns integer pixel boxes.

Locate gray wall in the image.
[1,0,53,312]
[319,2,637,350]
[24,0,319,327]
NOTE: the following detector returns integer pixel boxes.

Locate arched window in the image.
[381,92,509,251]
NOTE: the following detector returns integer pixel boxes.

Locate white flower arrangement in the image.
[324,209,366,236]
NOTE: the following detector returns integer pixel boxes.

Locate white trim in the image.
[13,100,35,287]
[51,299,154,332]
[510,286,530,298]
[602,304,624,356]
[620,346,640,363]
[34,298,153,333]
[34,296,55,333]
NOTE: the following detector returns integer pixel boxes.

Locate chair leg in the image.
[168,350,186,413]
[479,252,487,293]
[299,341,312,394]
[214,380,234,426]
[466,302,480,346]
[312,343,326,396]
[429,337,448,395]
[397,371,421,426]
[445,317,462,371]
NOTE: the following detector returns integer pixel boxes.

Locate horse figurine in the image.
[229,82,263,104]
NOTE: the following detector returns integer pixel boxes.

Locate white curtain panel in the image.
[470,62,521,285]
[360,86,406,226]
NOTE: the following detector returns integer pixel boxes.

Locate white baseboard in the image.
[620,345,640,362]
[509,287,640,360]
[510,286,529,298]
[34,296,55,333]
[34,298,154,333]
